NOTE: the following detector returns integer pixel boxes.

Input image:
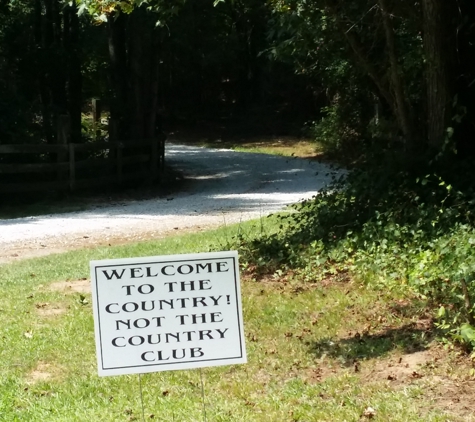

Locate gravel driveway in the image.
[0,143,338,263]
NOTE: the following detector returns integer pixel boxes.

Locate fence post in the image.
[108,117,118,143]
[92,98,102,140]
[57,114,71,186]
[117,143,123,186]
[151,139,158,183]
[159,136,166,185]
[57,114,71,145]
[69,143,76,192]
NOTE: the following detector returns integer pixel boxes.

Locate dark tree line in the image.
[1,0,304,147]
[0,0,474,157]
[0,1,82,144]
[267,0,475,153]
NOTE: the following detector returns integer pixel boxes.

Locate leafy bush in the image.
[238,150,475,349]
[310,106,361,158]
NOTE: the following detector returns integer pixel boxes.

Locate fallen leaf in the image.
[362,406,376,418]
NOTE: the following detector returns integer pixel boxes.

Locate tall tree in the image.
[64,3,83,143]
[421,0,453,148]
[106,8,161,141]
[268,0,475,152]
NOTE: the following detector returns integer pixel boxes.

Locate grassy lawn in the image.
[194,137,322,159]
[1,218,473,421]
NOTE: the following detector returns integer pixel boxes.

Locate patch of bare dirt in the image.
[0,225,215,264]
[363,349,435,385]
[26,362,54,384]
[49,278,91,294]
[304,365,341,384]
[35,302,67,317]
[423,377,475,421]
[304,344,475,421]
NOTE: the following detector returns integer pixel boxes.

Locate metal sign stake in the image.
[139,374,146,422]
[200,368,207,422]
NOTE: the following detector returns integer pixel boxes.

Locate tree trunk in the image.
[147,30,161,139]
[45,0,67,116]
[323,1,394,117]
[378,0,413,141]
[107,9,161,142]
[128,9,160,140]
[108,12,129,140]
[128,10,147,140]
[34,0,54,143]
[421,0,452,148]
[65,4,83,144]
[190,0,203,113]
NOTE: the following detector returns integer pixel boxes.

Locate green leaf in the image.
[437,306,446,318]
[77,3,87,16]
[460,323,475,345]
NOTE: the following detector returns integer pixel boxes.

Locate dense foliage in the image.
[1,1,473,149]
[237,148,475,350]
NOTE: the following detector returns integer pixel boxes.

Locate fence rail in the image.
[0,139,165,193]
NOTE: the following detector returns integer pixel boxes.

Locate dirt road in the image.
[0,143,339,263]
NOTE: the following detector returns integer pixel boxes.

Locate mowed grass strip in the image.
[185,136,323,159]
[0,218,471,421]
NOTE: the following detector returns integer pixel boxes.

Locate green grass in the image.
[0,217,469,421]
[196,137,322,159]
[232,140,320,159]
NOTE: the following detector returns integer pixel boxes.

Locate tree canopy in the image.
[0,0,472,153]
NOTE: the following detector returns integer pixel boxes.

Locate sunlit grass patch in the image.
[0,217,471,421]
[196,136,323,159]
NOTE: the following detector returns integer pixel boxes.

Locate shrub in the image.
[238,150,475,349]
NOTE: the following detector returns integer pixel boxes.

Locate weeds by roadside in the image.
[235,147,475,353]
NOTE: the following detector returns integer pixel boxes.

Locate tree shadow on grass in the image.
[305,321,434,365]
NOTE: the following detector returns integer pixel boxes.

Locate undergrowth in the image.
[236,147,475,352]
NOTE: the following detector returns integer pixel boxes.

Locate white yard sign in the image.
[90,251,246,376]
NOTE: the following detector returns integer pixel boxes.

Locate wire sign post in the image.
[90,251,247,419]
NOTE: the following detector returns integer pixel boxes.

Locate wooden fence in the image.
[0,139,165,193]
